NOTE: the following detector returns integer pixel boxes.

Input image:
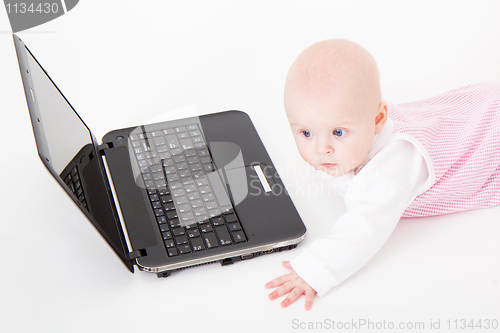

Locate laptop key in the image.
[161,195,173,203]
[205,201,217,210]
[193,207,207,217]
[187,228,200,238]
[170,148,182,156]
[199,223,213,233]
[175,235,188,245]
[227,222,242,232]
[172,227,185,237]
[184,149,196,157]
[174,196,188,205]
[166,211,178,220]
[224,213,238,223]
[190,163,202,172]
[158,187,170,195]
[197,148,209,157]
[63,173,71,184]
[198,185,210,194]
[210,217,224,226]
[162,165,176,174]
[179,170,191,178]
[178,244,192,254]
[208,209,221,218]
[190,199,203,208]
[150,165,162,173]
[189,130,201,137]
[153,137,166,146]
[231,231,247,243]
[180,138,194,150]
[186,156,199,164]
[199,156,211,164]
[202,163,214,172]
[190,237,205,252]
[203,233,218,249]
[173,155,185,163]
[165,134,179,149]
[195,177,208,186]
[201,193,214,202]
[168,218,181,228]
[184,222,197,229]
[159,152,171,160]
[163,202,175,211]
[167,247,178,256]
[215,226,232,246]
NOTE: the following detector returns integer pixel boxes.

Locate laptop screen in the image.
[14,35,133,272]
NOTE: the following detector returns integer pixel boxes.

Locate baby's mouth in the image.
[321,163,337,168]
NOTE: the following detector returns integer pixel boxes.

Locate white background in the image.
[1,1,499,332]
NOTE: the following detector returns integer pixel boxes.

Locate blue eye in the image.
[333,129,346,137]
[302,130,311,138]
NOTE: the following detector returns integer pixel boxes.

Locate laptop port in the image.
[221,258,234,266]
[240,253,254,260]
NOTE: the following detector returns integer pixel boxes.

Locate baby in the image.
[265,39,500,310]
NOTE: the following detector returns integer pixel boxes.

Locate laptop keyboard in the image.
[62,165,89,212]
[129,124,247,257]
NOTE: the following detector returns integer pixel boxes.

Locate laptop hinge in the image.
[128,250,141,260]
[128,250,146,260]
[98,142,114,155]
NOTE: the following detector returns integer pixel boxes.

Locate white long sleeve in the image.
[290,138,431,297]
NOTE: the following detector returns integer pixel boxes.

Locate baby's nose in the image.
[315,139,334,154]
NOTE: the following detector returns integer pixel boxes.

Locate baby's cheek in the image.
[349,144,371,166]
[298,149,315,167]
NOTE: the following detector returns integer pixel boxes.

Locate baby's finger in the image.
[282,261,292,269]
[304,290,316,311]
[264,272,292,289]
[268,280,295,300]
[267,281,292,300]
[280,286,304,308]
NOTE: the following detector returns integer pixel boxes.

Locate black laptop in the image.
[13,34,306,277]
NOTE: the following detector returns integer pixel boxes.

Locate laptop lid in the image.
[13,34,134,272]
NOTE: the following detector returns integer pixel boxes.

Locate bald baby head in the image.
[284,39,381,115]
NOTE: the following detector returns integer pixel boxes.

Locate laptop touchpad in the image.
[225,164,274,206]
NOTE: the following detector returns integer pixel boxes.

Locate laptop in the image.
[13,34,307,277]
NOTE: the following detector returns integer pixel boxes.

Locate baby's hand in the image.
[265,261,317,311]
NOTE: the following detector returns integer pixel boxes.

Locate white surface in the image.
[1,1,499,332]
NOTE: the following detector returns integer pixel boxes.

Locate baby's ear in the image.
[374,102,388,134]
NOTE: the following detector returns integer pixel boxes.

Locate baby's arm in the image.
[265,261,317,311]
[266,140,430,308]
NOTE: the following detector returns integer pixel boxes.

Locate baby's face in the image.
[286,91,385,177]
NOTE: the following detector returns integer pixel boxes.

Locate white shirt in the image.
[289,118,432,297]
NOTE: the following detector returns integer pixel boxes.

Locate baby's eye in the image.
[302,130,312,138]
[333,129,346,137]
